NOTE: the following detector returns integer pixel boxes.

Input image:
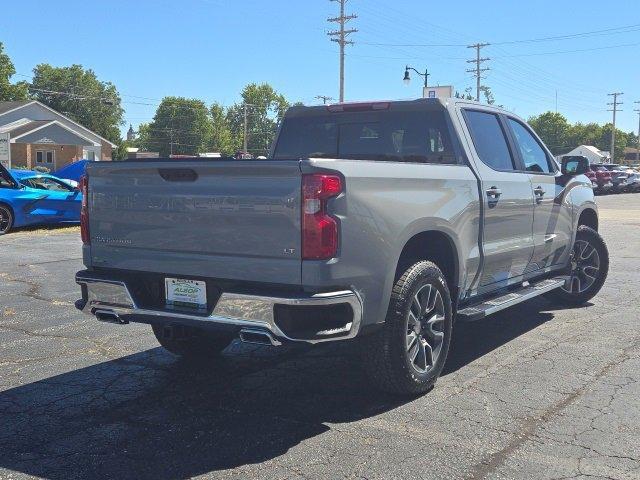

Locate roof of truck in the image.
[286,97,514,117]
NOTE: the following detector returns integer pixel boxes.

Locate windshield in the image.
[21,177,74,192]
[273,110,460,164]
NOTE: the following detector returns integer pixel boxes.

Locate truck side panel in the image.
[300,158,480,327]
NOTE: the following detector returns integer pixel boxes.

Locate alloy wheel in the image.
[0,208,10,234]
[406,283,445,374]
[562,239,600,294]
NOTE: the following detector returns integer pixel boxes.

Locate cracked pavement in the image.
[0,194,639,480]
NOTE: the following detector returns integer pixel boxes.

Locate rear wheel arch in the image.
[395,230,460,298]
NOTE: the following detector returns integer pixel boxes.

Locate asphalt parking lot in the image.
[0,194,639,480]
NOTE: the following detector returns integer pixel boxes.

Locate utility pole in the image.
[634,100,640,164]
[315,95,335,104]
[327,0,357,102]
[466,43,490,102]
[607,92,623,163]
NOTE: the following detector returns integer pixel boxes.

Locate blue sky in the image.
[2,0,639,137]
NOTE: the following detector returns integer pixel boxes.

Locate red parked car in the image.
[586,165,613,194]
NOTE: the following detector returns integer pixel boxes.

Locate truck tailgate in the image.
[86,160,302,285]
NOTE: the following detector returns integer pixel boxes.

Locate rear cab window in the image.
[463,110,516,171]
[273,105,463,165]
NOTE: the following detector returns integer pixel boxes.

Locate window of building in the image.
[35,150,55,166]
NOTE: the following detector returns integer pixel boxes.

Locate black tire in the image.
[152,324,233,359]
[0,204,14,235]
[546,226,609,306]
[361,261,453,395]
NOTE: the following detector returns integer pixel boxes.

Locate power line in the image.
[356,23,640,47]
[495,41,640,58]
[491,24,640,45]
[466,43,490,102]
[327,0,357,102]
[607,92,623,162]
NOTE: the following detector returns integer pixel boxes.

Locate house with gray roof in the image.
[0,100,116,170]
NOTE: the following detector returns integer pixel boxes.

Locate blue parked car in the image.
[0,164,82,234]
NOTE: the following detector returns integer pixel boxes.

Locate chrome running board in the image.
[457,277,568,322]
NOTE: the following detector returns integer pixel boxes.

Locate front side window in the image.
[22,177,72,192]
[507,118,553,173]
[464,110,515,171]
[274,110,460,164]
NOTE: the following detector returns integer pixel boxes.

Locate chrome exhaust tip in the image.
[239,328,282,346]
[93,309,128,325]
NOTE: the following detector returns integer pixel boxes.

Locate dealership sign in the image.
[0,132,10,169]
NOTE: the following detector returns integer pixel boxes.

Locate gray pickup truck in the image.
[75,98,609,394]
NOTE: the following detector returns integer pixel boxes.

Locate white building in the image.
[555,145,610,164]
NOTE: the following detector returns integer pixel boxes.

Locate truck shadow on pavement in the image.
[0,298,590,479]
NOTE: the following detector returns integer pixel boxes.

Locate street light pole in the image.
[403,66,430,89]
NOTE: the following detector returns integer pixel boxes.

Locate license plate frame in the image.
[165,278,207,310]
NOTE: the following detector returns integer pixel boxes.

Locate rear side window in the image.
[464,110,515,171]
[274,110,460,164]
[507,118,553,173]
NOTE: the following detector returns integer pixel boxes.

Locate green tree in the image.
[528,112,571,155]
[597,124,629,161]
[131,123,152,151]
[30,64,124,143]
[0,42,29,101]
[112,141,130,161]
[454,87,474,100]
[566,122,603,151]
[226,83,290,156]
[209,102,236,155]
[141,97,212,156]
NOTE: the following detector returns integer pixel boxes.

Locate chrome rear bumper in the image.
[76,275,362,344]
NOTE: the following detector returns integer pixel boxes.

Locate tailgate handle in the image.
[158,168,198,182]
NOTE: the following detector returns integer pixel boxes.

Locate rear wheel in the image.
[546,226,609,305]
[152,324,233,359]
[361,261,453,395]
[0,204,14,235]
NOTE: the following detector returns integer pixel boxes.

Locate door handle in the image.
[486,187,502,198]
[533,186,545,203]
[485,186,501,207]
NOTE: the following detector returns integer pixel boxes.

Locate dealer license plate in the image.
[165,278,207,309]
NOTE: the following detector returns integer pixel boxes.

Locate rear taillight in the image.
[302,174,342,260]
[80,175,90,245]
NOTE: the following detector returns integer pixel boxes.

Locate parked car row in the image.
[585,163,640,195]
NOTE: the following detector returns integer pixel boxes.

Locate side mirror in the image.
[561,156,589,176]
